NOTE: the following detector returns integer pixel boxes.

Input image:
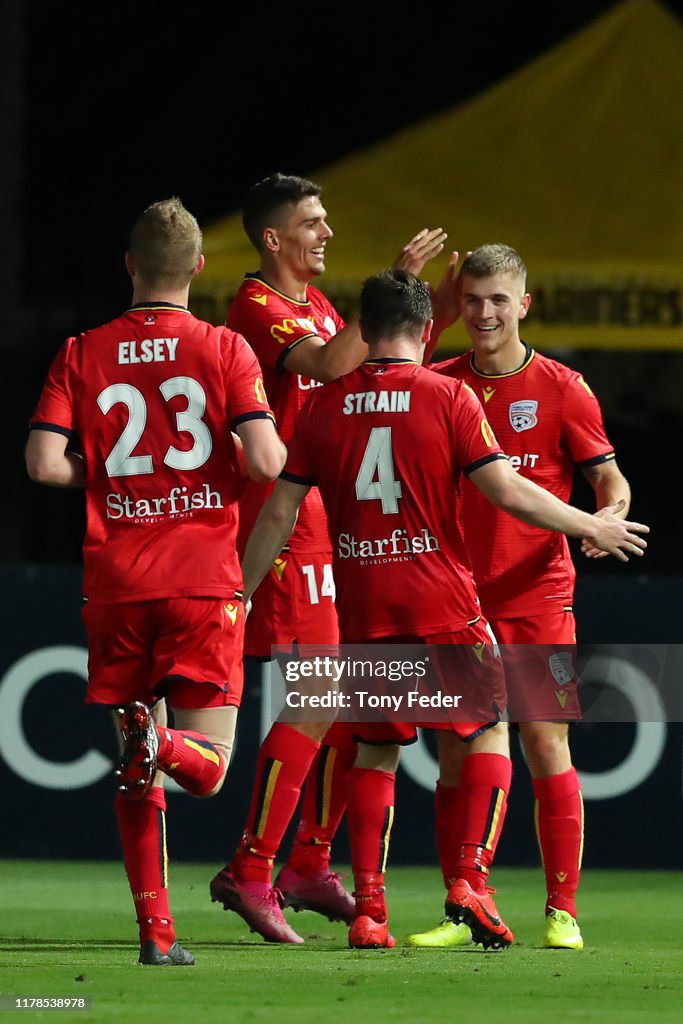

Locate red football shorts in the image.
[82,597,245,708]
[349,720,419,746]
[245,549,339,658]
[351,619,506,746]
[491,610,580,721]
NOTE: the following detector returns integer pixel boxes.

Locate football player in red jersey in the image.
[232,268,647,948]
[408,243,636,951]
[25,198,286,966]
[210,173,462,942]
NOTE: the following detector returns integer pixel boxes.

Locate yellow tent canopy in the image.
[193,0,683,351]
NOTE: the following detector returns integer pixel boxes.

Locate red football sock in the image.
[156,727,225,797]
[287,722,357,874]
[115,787,174,951]
[435,781,463,889]
[452,752,511,894]
[347,767,395,920]
[232,724,320,884]
[533,767,583,918]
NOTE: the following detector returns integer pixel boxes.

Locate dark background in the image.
[1,1,681,872]
[28,1,666,314]
[7,0,682,576]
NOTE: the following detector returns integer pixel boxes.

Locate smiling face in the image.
[460,271,531,359]
[266,196,333,281]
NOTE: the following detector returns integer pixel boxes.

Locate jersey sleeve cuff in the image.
[277,334,316,373]
[463,451,508,477]
[28,421,75,439]
[575,451,615,468]
[279,469,314,486]
[231,410,276,430]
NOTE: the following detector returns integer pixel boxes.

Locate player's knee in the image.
[468,720,510,757]
[521,725,570,775]
[355,741,400,774]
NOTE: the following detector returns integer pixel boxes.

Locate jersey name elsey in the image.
[118,338,179,364]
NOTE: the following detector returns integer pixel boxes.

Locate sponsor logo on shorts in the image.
[272,557,288,580]
[549,652,574,686]
[224,604,239,626]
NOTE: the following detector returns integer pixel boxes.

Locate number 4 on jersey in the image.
[355,426,402,514]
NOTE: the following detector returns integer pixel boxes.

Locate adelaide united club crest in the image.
[509,400,538,432]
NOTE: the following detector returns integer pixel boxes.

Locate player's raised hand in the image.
[393,227,448,276]
[584,502,649,562]
[427,249,472,332]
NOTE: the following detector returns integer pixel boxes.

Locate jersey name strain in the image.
[343,390,411,415]
[284,362,504,641]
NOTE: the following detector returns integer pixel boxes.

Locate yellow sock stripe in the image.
[319,748,337,830]
[380,805,395,874]
[160,808,168,889]
[534,798,546,869]
[255,760,282,838]
[484,788,505,851]
[578,789,585,869]
[183,736,221,767]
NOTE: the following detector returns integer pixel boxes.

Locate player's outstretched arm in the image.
[234,418,287,483]
[25,429,85,488]
[469,458,649,562]
[282,323,366,384]
[282,228,450,385]
[241,478,310,601]
[580,460,632,559]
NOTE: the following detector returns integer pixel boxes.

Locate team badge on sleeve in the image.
[509,400,538,432]
[480,419,497,447]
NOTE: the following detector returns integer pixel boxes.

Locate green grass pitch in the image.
[1,861,682,1024]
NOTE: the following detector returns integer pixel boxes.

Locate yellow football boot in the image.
[404,918,473,948]
[544,907,584,950]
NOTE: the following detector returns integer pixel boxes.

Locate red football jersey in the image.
[282,359,506,641]
[30,302,274,605]
[227,273,344,555]
[432,346,615,618]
